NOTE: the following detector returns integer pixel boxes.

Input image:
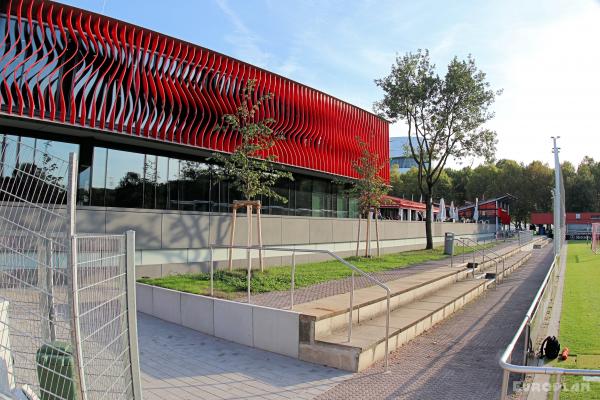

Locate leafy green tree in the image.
[210,79,293,202]
[349,135,390,256]
[375,50,500,248]
[446,167,472,205]
[523,161,554,213]
[465,164,499,201]
[571,158,596,212]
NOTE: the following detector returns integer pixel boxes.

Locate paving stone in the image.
[139,313,351,399]
[315,245,554,400]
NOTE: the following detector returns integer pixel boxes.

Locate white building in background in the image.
[390,137,419,173]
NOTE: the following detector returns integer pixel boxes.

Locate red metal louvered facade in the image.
[0,0,389,181]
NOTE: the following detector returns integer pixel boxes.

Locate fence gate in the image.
[0,136,141,400]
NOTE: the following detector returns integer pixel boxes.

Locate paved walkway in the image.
[242,239,519,309]
[138,313,351,400]
[315,245,555,400]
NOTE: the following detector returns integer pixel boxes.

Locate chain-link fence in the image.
[0,136,140,400]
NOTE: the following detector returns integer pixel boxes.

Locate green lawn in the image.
[138,243,490,299]
[554,241,600,399]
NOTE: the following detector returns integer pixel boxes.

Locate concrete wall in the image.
[75,206,495,277]
[136,283,300,358]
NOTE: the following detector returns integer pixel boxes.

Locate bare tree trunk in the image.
[425,195,434,249]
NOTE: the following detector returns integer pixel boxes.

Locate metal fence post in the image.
[67,152,88,400]
[69,235,87,400]
[126,230,143,400]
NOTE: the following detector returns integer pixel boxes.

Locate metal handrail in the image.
[459,237,506,282]
[498,252,600,400]
[454,238,499,284]
[208,243,392,371]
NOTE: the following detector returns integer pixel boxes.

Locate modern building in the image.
[458,194,515,231]
[0,0,492,277]
[0,0,389,218]
[380,195,438,221]
[531,212,600,239]
[389,137,418,173]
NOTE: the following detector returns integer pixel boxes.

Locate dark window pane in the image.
[312,179,327,217]
[167,158,179,210]
[349,197,359,218]
[335,184,348,218]
[91,148,107,206]
[180,160,210,211]
[215,180,230,213]
[77,143,93,206]
[295,176,312,216]
[156,156,168,209]
[105,149,144,208]
[269,180,290,215]
[143,155,157,209]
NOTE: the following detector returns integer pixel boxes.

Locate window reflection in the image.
[0,132,357,217]
[0,134,78,204]
[91,148,107,206]
[105,149,144,208]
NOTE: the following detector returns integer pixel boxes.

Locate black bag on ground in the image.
[540,336,560,359]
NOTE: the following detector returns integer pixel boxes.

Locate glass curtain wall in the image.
[0,132,358,217]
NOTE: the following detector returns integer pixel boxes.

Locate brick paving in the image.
[315,244,555,400]
[240,240,519,309]
[138,313,351,400]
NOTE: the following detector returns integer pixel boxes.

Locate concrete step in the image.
[295,240,534,340]
[298,251,532,372]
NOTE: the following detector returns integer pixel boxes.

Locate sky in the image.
[61,0,600,169]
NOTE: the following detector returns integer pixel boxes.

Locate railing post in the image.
[348,271,354,342]
[495,260,498,288]
[126,230,143,400]
[553,374,562,400]
[523,322,530,369]
[500,368,510,400]
[210,247,214,297]
[290,250,296,310]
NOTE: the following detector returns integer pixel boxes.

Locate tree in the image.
[210,79,293,202]
[466,164,499,201]
[349,135,390,257]
[375,50,500,248]
[210,79,293,271]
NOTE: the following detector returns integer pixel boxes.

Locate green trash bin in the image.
[36,341,77,400]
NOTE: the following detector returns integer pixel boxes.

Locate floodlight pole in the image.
[551,137,561,257]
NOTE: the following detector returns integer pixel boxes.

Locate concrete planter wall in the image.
[136,283,300,358]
